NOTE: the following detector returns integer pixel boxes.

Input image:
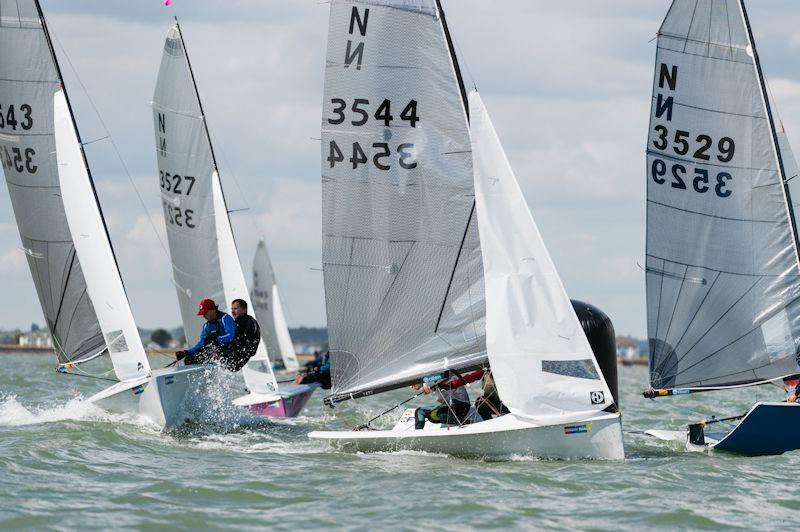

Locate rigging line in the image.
[670,270,721,355]
[660,263,690,351]
[434,201,476,333]
[56,369,118,384]
[682,0,700,55]
[723,0,734,63]
[661,277,760,378]
[47,30,171,264]
[706,0,712,58]
[654,258,666,344]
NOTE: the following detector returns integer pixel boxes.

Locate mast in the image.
[739,0,800,269]
[33,0,127,291]
[173,18,240,248]
[433,0,477,334]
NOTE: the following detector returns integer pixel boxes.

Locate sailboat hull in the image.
[648,402,800,456]
[308,411,624,460]
[85,365,210,429]
[232,383,319,418]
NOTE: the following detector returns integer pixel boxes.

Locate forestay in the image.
[646,0,800,390]
[54,91,150,380]
[252,239,300,371]
[153,25,224,344]
[322,0,485,399]
[470,91,613,423]
[0,0,105,365]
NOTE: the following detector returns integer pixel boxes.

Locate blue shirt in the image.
[187,312,236,355]
[318,353,331,373]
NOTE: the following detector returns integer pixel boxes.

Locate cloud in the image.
[1,0,799,336]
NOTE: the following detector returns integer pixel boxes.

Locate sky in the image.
[2,0,800,338]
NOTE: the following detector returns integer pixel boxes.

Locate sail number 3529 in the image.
[651,158,732,197]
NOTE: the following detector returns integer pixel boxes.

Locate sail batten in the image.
[646,0,800,391]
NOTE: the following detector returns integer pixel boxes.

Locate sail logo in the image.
[164,375,175,385]
[344,6,369,70]
[589,391,605,405]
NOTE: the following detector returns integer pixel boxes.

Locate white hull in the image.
[309,410,624,460]
[86,365,210,429]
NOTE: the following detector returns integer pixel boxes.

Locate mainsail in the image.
[646,0,800,390]
[0,0,105,365]
[252,239,300,371]
[470,91,613,422]
[153,24,277,393]
[322,0,486,400]
[0,0,150,381]
[152,25,225,345]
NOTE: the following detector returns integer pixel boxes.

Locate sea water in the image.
[0,352,796,530]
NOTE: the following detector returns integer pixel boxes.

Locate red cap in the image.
[197,298,217,316]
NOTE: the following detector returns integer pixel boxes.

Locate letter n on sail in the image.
[344,6,369,69]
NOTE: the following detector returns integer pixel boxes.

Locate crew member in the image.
[294,351,331,389]
[225,298,261,372]
[175,298,235,366]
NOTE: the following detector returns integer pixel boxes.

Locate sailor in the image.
[294,351,331,389]
[784,380,800,403]
[473,370,510,420]
[412,371,480,429]
[175,298,236,366]
[225,298,261,372]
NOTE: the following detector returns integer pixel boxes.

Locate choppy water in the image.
[0,352,796,530]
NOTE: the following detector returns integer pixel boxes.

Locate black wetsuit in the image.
[220,314,262,372]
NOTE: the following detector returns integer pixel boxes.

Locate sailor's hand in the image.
[411,383,422,391]
[786,392,797,403]
[175,350,189,361]
[422,383,432,395]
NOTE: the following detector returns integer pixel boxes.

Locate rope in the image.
[56,369,118,384]
[49,30,171,263]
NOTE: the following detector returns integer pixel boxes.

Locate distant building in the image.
[19,331,53,349]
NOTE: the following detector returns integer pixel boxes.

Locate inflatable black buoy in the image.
[570,300,619,411]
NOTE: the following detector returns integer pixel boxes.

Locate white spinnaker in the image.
[272,285,299,371]
[54,90,150,381]
[212,172,278,394]
[470,91,612,424]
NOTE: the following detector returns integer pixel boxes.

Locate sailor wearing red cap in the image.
[175,298,236,365]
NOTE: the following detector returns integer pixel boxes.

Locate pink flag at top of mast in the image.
[164,0,172,6]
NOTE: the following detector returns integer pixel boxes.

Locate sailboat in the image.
[643,0,800,456]
[0,0,206,428]
[307,0,624,460]
[151,22,317,418]
[251,239,300,373]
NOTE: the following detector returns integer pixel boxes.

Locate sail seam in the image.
[647,199,788,224]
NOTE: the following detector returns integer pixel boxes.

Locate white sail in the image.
[272,285,299,371]
[470,91,613,423]
[251,239,299,372]
[212,172,278,393]
[54,90,150,381]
